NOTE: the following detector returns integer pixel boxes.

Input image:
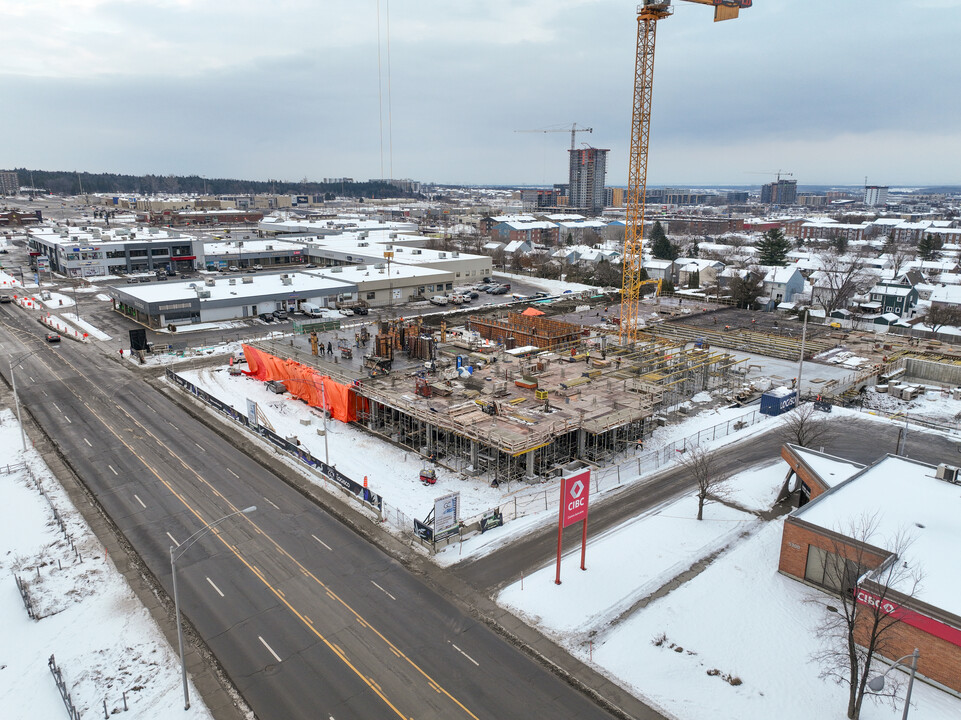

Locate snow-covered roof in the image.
[788,445,865,489]
[499,220,557,231]
[764,267,801,284]
[111,271,354,304]
[794,454,961,614]
[930,285,961,305]
[869,284,913,297]
[503,240,531,252]
[644,259,674,269]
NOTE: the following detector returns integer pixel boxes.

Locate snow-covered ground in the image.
[861,385,961,427]
[492,270,596,295]
[0,408,214,720]
[496,461,961,720]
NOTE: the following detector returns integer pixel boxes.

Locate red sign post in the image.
[555,469,591,585]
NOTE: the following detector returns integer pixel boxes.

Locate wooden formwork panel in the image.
[468,313,582,350]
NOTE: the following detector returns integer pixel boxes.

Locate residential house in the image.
[675,258,724,288]
[643,258,675,283]
[762,266,805,304]
[491,220,558,246]
[867,282,919,318]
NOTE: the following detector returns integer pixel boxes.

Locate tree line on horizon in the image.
[5,168,423,200]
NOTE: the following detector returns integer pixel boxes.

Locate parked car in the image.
[228,265,240,272]
[252,264,263,270]
[341,308,354,316]
[0,294,12,303]
[259,313,275,323]
[272,309,288,321]
[353,306,369,316]
[430,295,449,306]
[45,332,61,343]
[489,286,509,295]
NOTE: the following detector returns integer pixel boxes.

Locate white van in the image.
[301,302,324,317]
[430,295,449,306]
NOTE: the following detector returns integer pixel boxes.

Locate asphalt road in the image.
[0,303,622,720]
[452,411,961,594]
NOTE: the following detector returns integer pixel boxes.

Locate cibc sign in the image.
[561,470,591,527]
[555,468,591,584]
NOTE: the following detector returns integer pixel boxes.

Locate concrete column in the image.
[526,449,535,477]
[471,440,479,468]
[577,428,587,457]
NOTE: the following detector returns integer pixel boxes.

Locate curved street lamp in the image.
[170,505,256,710]
[867,648,920,720]
[9,346,49,452]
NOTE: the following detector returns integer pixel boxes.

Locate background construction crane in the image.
[620,1,750,344]
[515,122,593,151]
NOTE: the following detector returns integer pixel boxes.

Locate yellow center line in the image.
[22,344,481,720]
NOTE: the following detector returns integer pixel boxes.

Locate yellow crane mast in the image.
[620,1,750,344]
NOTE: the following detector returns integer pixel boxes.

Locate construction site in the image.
[243,306,756,485]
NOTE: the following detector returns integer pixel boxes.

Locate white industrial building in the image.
[107,272,355,328]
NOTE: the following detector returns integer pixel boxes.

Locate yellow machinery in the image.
[620,1,750,344]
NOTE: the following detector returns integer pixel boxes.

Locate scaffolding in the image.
[247,328,748,485]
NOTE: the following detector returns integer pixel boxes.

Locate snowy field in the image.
[496,461,961,720]
[0,409,214,720]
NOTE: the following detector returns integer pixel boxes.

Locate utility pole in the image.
[796,309,808,398]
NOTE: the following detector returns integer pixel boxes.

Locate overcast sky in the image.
[3,1,960,188]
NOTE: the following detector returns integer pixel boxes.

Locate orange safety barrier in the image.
[241,344,365,423]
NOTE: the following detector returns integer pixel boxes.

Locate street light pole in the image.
[170,505,256,710]
[321,379,329,465]
[9,358,27,452]
[868,648,920,720]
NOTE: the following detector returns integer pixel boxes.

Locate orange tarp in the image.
[521,307,545,316]
[242,344,363,422]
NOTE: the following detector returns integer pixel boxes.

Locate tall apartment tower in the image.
[760,179,797,205]
[0,171,19,196]
[568,148,608,215]
[864,185,888,207]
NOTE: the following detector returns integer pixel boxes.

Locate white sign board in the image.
[392,288,403,300]
[246,398,259,428]
[433,492,460,538]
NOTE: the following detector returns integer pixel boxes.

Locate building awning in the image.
[172,256,196,261]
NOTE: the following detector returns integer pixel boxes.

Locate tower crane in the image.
[620,1,750,344]
[515,123,593,151]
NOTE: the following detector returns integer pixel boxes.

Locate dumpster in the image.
[760,387,797,416]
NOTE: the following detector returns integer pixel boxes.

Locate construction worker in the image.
[327,341,333,355]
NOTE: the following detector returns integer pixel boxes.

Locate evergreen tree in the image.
[690,238,700,257]
[650,221,678,260]
[918,234,941,261]
[757,228,791,266]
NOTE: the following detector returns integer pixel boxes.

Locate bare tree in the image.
[814,248,878,314]
[780,403,837,448]
[923,303,961,335]
[811,514,922,720]
[677,443,729,520]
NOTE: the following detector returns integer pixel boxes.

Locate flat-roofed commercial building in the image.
[305,264,454,307]
[107,272,355,328]
[202,238,307,270]
[28,226,204,277]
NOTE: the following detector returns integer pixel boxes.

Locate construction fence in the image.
[496,408,767,524]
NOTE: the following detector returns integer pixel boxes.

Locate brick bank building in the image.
[778,445,961,696]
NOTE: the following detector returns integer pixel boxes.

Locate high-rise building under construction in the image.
[568,148,608,215]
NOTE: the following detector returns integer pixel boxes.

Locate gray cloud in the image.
[2,1,959,186]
